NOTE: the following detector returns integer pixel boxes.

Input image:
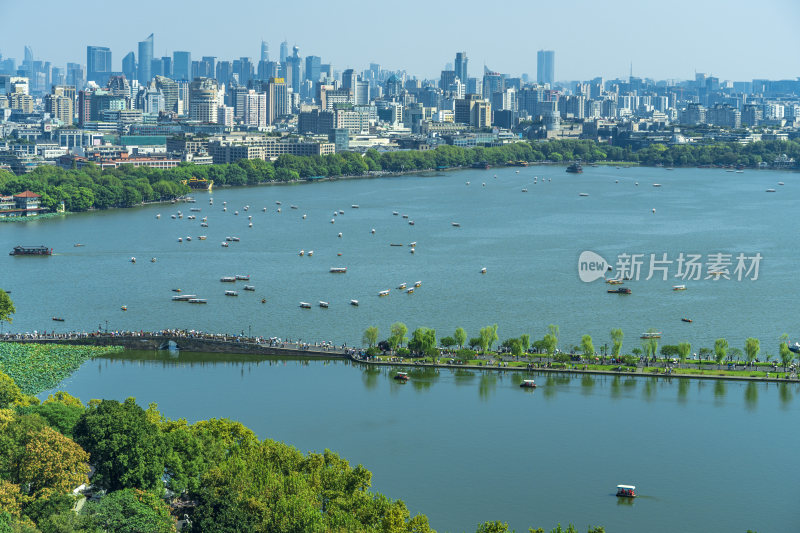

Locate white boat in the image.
[339,210,344,214]
[653,183,662,187]
[402,214,409,219]
[410,248,415,254]
[291,205,298,209]
[188,298,207,304]
[243,285,255,291]
[451,222,460,227]
[330,219,335,224]
[351,205,359,209]
[481,267,487,274]
[221,242,228,247]
[186,236,191,241]
[234,211,239,215]
[198,235,207,240]
[393,211,399,215]
[397,283,407,289]
[349,299,359,306]
[249,223,253,227]
[406,288,414,294]
[224,290,238,296]
[673,285,686,291]
[766,188,776,192]
[635,182,639,186]
[522,188,528,192]
[378,289,390,296]
[579,193,589,197]
[230,237,239,242]
[235,274,249,280]
[338,233,342,238]
[244,206,249,211]
[414,280,422,287]
[466,181,470,185]
[303,214,307,219]
[220,276,236,282]
[299,250,305,256]
[308,250,314,256]
[190,208,201,212]
[409,221,415,225]
[156,214,161,219]
[263,207,267,212]
[201,223,208,227]
[778,182,785,186]
[330,267,347,273]
[178,238,183,242]
[319,301,329,308]
[371,228,376,234]
[409,241,417,247]
[299,302,311,309]
[172,294,197,301]
[171,214,176,219]
[276,201,281,205]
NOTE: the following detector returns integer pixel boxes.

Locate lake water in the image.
[44,351,800,533]
[4,165,799,531]
[1,165,797,355]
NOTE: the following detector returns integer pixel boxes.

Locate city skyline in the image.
[1,0,798,82]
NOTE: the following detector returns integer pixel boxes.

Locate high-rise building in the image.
[233,57,254,86]
[537,50,555,86]
[200,56,216,78]
[260,41,269,62]
[173,51,191,81]
[154,75,178,112]
[257,60,279,80]
[279,40,289,63]
[243,89,267,127]
[137,34,154,83]
[215,61,232,86]
[440,70,456,91]
[454,52,467,83]
[266,77,288,124]
[45,85,75,125]
[160,56,172,78]
[482,68,503,100]
[86,46,112,83]
[122,52,136,82]
[285,47,301,93]
[189,77,219,123]
[66,63,84,89]
[305,55,321,84]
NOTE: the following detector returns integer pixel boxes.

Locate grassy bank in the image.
[0,342,124,394]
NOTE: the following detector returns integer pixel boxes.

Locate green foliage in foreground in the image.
[0,343,123,396]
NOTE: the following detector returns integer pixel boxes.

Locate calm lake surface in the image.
[1,165,797,352]
[44,352,800,533]
[4,165,799,531]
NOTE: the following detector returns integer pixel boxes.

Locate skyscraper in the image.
[305,55,321,84]
[261,41,269,62]
[122,52,136,81]
[173,51,191,81]
[86,46,112,83]
[537,50,555,86]
[286,46,301,93]
[454,52,467,82]
[279,40,289,64]
[137,33,154,83]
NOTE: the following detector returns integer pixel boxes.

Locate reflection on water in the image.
[714,380,726,404]
[616,496,635,507]
[453,369,476,385]
[779,382,792,407]
[643,378,656,401]
[478,374,497,401]
[408,367,439,392]
[580,374,595,395]
[362,367,381,390]
[744,382,759,410]
[678,379,690,403]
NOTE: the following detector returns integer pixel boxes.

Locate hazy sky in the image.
[1,0,798,81]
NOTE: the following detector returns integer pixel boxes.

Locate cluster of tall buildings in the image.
[0,37,798,174]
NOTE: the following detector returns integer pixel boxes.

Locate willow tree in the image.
[677,342,691,369]
[744,338,760,366]
[610,328,624,358]
[714,338,729,369]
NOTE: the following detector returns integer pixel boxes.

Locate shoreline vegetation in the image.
[0,137,798,221]
[0,344,606,533]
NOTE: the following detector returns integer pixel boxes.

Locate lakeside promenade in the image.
[2,330,798,384]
